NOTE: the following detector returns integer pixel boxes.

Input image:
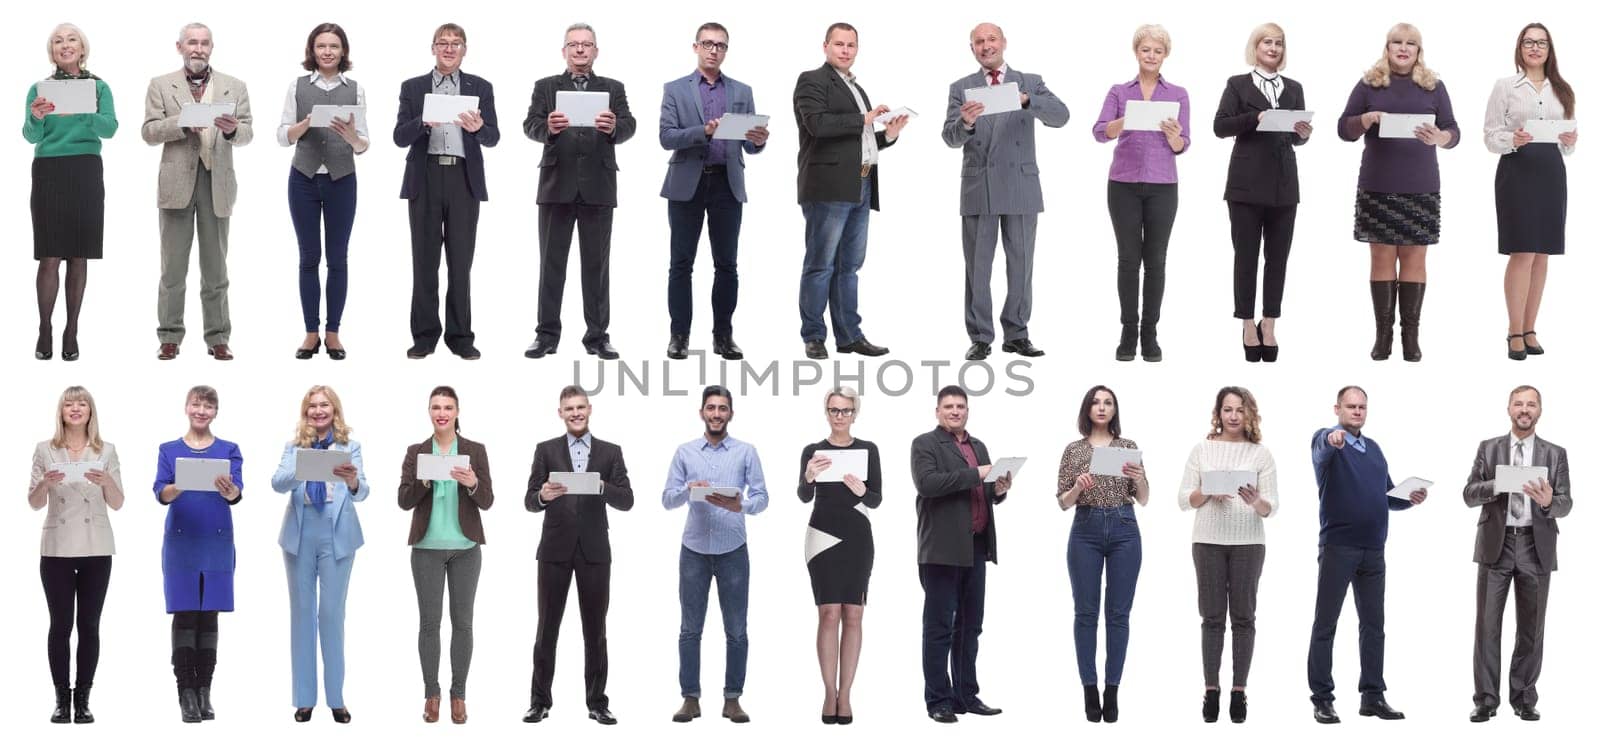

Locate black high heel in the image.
[295,339,322,360]
[1084,685,1102,723]
[1523,330,1545,355]
[1259,322,1279,362]
[1203,688,1220,722]
[1507,333,1527,361]
[36,324,53,360]
[62,325,79,361]
[1242,324,1263,362]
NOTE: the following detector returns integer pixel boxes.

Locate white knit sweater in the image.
[1176,439,1279,545]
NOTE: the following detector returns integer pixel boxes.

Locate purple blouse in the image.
[1338,73,1459,193]
[1093,76,1191,184]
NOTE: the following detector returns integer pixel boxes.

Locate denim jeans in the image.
[1066,504,1142,686]
[667,171,743,337]
[919,534,988,711]
[798,178,871,345]
[678,544,749,698]
[287,168,357,333]
[1307,543,1387,705]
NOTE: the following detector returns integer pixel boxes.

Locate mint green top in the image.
[415,437,476,550]
[22,78,117,158]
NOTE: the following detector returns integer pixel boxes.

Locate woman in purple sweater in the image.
[1338,23,1458,363]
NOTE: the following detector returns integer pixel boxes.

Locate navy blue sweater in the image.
[1311,427,1413,549]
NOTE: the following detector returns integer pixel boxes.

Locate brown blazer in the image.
[399,435,494,545]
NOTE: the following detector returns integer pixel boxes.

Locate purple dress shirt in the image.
[1093,76,1191,184]
[698,73,728,166]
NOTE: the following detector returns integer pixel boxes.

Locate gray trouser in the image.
[1193,542,1265,688]
[411,546,481,699]
[1473,532,1550,709]
[157,167,231,345]
[961,213,1037,343]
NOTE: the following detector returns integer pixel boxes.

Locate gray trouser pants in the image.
[961,213,1037,343]
[157,167,231,345]
[1473,532,1550,709]
[1193,542,1265,689]
[411,546,481,699]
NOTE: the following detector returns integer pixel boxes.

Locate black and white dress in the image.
[797,438,882,605]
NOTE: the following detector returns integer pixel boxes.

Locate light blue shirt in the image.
[662,435,769,555]
[567,432,592,472]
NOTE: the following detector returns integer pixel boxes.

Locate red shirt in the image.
[950,430,988,534]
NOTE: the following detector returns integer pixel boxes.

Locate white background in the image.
[8,1,1595,745]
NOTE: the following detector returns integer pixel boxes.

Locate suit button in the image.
[84,518,90,524]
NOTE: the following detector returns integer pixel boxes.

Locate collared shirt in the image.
[661,435,769,555]
[1506,432,1536,527]
[697,71,729,166]
[833,66,879,167]
[1252,67,1283,109]
[276,72,370,162]
[949,429,988,534]
[983,63,1010,87]
[428,69,466,157]
[1484,73,1576,156]
[1092,75,1191,184]
[567,432,592,473]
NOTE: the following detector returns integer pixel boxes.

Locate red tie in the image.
[989,70,1002,86]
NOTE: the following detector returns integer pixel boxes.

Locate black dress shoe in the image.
[523,704,550,723]
[1469,704,1496,722]
[406,344,433,359]
[836,338,889,356]
[331,707,351,723]
[1312,701,1340,724]
[1358,700,1404,719]
[821,713,838,725]
[294,708,313,722]
[1002,338,1045,357]
[1523,330,1545,355]
[804,340,828,360]
[588,707,617,725]
[452,345,482,360]
[296,340,321,359]
[667,334,690,360]
[965,341,990,360]
[1513,705,1541,721]
[835,713,853,725]
[713,336,743,360]
[959,699,1002,716]
[524,340,558,358]
[584,341,620,360]
[928,706,957,723]
[327,346,347,360]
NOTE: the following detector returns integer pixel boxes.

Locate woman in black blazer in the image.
[1213,23,1312,362]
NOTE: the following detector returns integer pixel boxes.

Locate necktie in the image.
[1509,441,1525,519]
[989,70,1002,86]
[573,75,589,91]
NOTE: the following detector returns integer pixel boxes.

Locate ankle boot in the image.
[73,684,94,723]
[1398,281,1425,362]
[52,685,71,723]
[1103,684,1120,723]
[1229,690,1248,723]
[1083,685,1102,723]
[1369,280,1396,360]
[1139,323,1162,362]
[1202,689,1220,722]
[1115,324,1137,361]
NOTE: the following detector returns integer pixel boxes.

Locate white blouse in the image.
[1176,439,1278,545]
[1483,74,1576,156]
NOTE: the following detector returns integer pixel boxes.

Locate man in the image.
[661,385,768,724]
[523,386,634,726]
[142,22,252,361]
[395,22,500,360]
[913,385,1011,723]
[1306,385,1427,724]
[793,22,909,360]
[1463,385,1572,723]
[659,22,769,362]
[941,23,1069,361]
[524,23,638,361]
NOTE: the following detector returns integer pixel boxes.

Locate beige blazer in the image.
[31,441,122,557]
[140,69,253,216]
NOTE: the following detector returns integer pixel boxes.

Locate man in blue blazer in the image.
[941,24,1069,361]
[394,23,500,360]
[659,22,769,362]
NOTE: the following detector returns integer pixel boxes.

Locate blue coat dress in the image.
[154,438,244,612]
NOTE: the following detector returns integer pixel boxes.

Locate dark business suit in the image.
[395,71,500,353]
[912,426,1004,713]
[524,434,634,710]
[524,73,637,349]
[1463,434,1572,710]
[1213,73,1307,320]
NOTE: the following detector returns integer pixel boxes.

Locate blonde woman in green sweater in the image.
[23,23,117,361]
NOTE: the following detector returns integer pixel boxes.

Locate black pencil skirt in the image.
[31,154,105,260]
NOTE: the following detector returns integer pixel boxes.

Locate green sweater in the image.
[22,79,117,157]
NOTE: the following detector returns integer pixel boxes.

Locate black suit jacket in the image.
[1212,73,1307,206]
[913,427,1003,567]
[1463,434,1572,571]
[524,434,634,564]
[793,63,895,210]
[523,73,637,207]
[394,71,501,201]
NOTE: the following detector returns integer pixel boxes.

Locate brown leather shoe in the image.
[422,696,439,723]
[208,344,234,361]
[450,697,467,724]
[722,697,750,723]
[672,697,700,723]
[158,343,179,360]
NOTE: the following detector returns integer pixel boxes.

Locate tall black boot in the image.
[52,685,71,724]
[1369,280,1396,360]
[73,684,94,724]
[1398,281,1426,362]
[196,633,218,721]
[173,647,200,723]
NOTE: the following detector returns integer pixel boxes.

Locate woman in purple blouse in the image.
[1094,24,1190,363]
[1338,23,1458,363]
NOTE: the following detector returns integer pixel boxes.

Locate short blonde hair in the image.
[825,386,861,414]
[47,23,90,71]
[1363,23,1438,90]
[1245,23,1285,70]
[1133,24,1171,54]
[52,386,104,451]
[295,385,353,447]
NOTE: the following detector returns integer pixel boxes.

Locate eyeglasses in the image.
[697,40,730,52]
[433,41,464,50]
[1521,39,1551,50]
[826,408,856,417]
[565,41,597,50]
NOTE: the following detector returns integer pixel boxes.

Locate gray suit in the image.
[1462,434,1573,710]
[141,69,253,346]
[941,68,1068,344]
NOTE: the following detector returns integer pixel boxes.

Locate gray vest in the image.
[292,76,359,179]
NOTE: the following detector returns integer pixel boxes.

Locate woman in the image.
[1177,387,1278,723]
[1057,385,1149,722]
[280,23,367,359]
[399,385,493,725]
[1485,23,1577,360]
[1093,24,1190,362]
[271,385,368,722]
[153,385,243,723]
[1339,22,1459,362]
[797,386,882,725]
[1214,23,1312,362]
[29,386,124,724]
[23,23,117,361]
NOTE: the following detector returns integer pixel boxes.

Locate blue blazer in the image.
[272,440,370,560]
[394,70,500,201]
[659,72,764,202]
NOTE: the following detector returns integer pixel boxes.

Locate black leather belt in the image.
[430,155,461,166]
[1506,525,1534,536]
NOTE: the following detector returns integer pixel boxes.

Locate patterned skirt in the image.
[1353,189,1440,246]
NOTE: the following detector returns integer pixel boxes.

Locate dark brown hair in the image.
[429,385,460,432]
[302,23,352,72]
[1516,23,1574,116]
[696,22,728,41]
[1076,386,1121,438]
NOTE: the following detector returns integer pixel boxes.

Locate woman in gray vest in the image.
[278,23,367,360]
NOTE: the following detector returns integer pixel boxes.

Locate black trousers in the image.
[530,551,611,710]
[1107,181,1178,325]
[919,534,988,712]
[1228,201,1296,319]
[1473,532,1550,709]
[408,161,480,352]
[667,170,742,337]
[535,203,613,347]
[41,555,112,688]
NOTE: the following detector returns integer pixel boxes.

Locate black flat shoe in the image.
[1358,700,1405,719]
[821,713,838,724]
[928,706,957,724]
[1313,700,1340,724]
[524,340,558,359]
[1001,337,1045,357]
[296,340,322,359]
[1523,330,1545,355]
[588,706,617,725]
[666,334,690,360]
[36,325,52,360]
[294,708,313,722]
[835,713,853,725]
[331,707,351,723]
[1469,704,1495,722]
[1513,705,1541,721]
[1258,322,1279,362]
[804,340,828,360]
[1202,689,1220,722]
[522,704,550,723]
[327,346,347,360]
[1507,333,1527,360]
[965,341,990,360]
[713,335,744,360]
[959,699,1002,716]
[584,341,620,360]
[836,338,889,356]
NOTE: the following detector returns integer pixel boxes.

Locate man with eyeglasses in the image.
[659,22,769,362]
[396,22,500,360]
[524,22,638,361]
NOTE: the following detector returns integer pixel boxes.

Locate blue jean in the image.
[284,507,354,708]
[919,534,987,711]
[1066,505,1142,686]
[287,169,357,333]
[678,544,749,698]
[798,178,871,345]
[1307,543,1387,704]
